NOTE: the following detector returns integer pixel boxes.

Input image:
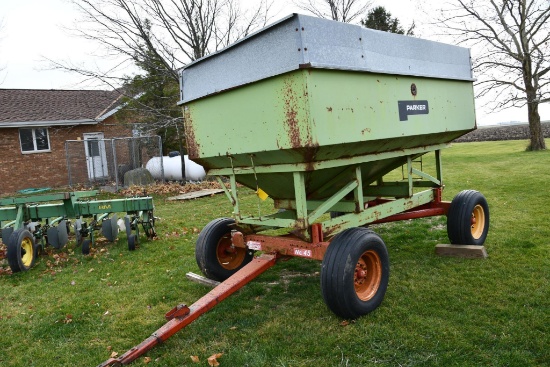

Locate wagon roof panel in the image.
[179,13,473,104]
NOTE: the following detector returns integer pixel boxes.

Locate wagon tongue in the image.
[96,253,278,366]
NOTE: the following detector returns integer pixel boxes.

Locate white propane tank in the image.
[146,155,206,181]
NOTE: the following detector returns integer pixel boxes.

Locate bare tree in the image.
[48,0,272,153]
[439,0,549,151]
[55,0,272,87]
[293,0,372,23]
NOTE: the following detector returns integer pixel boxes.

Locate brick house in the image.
[0,89,132,194]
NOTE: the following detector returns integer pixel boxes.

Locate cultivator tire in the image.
[196,218,253,281]
[447,190,489,246]
[47,220,69,249]
[2,227,14,244]
[102,215,119,242]
[124,216,132,238]
[321,228,389,319]
[7,229,37,272]
[82,239,91,255]
[128,234,137,251]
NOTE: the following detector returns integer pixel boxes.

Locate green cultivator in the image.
[0,191,156,272]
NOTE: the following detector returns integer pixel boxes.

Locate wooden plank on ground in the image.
[168,189,224,201]
[186,272,220,287]
[435,244,488,258]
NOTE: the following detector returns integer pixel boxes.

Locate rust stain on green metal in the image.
[283,75,301,149]
[183,107,201,159]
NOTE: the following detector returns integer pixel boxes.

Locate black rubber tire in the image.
[82,239,91,255]
[447,190,490,246]
[74,225,83,246]
[128,234,137,251]
[321,227,390,319]
[7,229,36,272]
[195,218,253,281]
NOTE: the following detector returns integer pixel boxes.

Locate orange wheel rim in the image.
[471,204,485,239]
[354,250,382,301]
[216,234,246,270]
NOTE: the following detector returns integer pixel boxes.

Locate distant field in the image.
[455,121,550,142]
[1,139,548,367]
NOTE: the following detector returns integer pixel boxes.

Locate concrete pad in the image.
[435,244,488,258]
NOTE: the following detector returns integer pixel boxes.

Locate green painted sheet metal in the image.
[184,69,474,166]
[0,193,153,225]
[183,69,474,201]
[76,197,154,216]
[0,191,97,206]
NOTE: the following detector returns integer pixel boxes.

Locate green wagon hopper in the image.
[99,14,489,366]
[180,14,480,238]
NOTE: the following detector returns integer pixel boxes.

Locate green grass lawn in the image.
[1,140,549,367]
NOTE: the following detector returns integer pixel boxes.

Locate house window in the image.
[19,128,51,153]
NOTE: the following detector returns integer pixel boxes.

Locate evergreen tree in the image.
[361,6,414,35]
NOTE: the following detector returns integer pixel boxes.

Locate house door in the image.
[83,133,109,180]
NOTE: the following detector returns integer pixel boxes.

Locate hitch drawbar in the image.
[97,254,278,366]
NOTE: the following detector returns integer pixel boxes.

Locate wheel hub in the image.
[217,235,246,270]
[355,268,367,280]
[21,237,34,267]
[354,250,382,301]
[470,204,486,239]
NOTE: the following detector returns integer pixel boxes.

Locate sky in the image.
[0,0,548,125]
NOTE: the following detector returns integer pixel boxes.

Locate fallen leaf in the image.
[340,320,349,327]
[88,268,95,273]
[190,355,200,363]
[207,353,223,366]
[144,356,152,364]
[110,351,118,358]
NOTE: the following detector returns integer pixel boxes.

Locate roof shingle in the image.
[0,89,123,123]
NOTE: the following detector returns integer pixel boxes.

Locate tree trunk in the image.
[527,99,546,151]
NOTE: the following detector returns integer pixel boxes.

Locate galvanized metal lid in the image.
[179,13,473,104]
